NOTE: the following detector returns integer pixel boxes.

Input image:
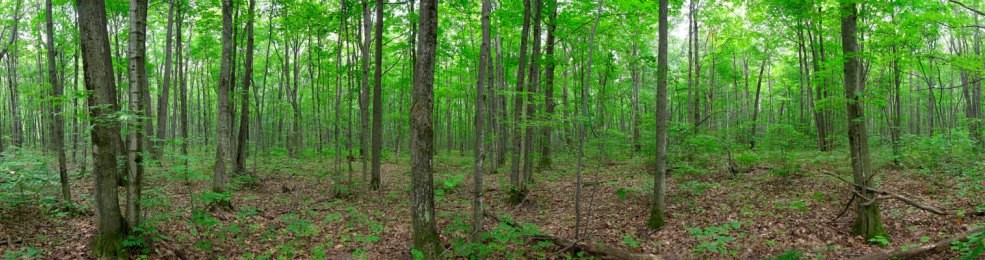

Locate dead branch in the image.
[818,171,983,217]
[853,228,984,260]
[483,211,666,260]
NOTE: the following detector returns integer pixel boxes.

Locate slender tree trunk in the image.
[575,2,602,240]
[155,0,176,160]
[648,0,670,230]
[125,0,150,231]
[360,0,371,183]
[45,0,71,202]
[77,0,126,254]
[234,0,255,174]
[750,57,768,149]
[509,0,532,204]
[5,0,23,148]
[411,0,442,256]
[370,0,384,190]
[540,0,557,168]
[842,0,886,239]
[472,0,492,242]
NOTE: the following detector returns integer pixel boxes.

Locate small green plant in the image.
[775,198,810,212]
[193,190,231,208]
[771,250,804,260]
[951,229,984,260]
[687,221,742,256]
[868,235,891,247]
[279,213,317,238]
[680,180,720,197]
[2,246,41,259]
[622,233,641,248]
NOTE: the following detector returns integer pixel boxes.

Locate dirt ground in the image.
[1,153,982,259]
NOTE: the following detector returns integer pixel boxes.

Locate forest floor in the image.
[1,149,983,259]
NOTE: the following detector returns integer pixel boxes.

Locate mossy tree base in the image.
[647,206,665,230]
[852,202,888,240]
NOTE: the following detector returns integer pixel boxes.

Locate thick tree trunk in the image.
[648,0,669,230]
[841,0,886,239]
[77,0,126,255]
[411,0,442,256]
[214,0,235,194]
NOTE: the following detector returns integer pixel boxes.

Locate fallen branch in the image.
[483,211,665,260]
[1,238,23,246]
[853,228,984,260]
[818,171,983,217]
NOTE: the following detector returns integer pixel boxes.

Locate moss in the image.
[852,202,888,240]
[92,232,126,258]
[647,206,666,230]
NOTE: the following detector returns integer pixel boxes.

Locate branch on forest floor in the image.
[483,211,666,260]
[852,227,984,260]
[819,171,984,217]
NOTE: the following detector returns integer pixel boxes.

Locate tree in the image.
[473,0,492,243]
[155,0,176,160]
[44,0,70,202]
[214,0,235,195]
[370,0,384,190]
[539,0,557,168]
[4,0,23,148]
[126,0,149,231]
[648,0,669,230]
[235,0,256,174]
[510,0,532,204]
[841,0,886,240]
[410,0,442,256]
[77,0,126,254]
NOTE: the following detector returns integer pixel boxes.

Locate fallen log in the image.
[483,211,665,260]
[853,228,983,260]
[529,234,664,260]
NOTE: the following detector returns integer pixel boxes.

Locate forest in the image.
[1,0,984,258]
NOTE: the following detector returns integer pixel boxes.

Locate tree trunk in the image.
[370,0,385,190]
[125,0,150,231]
[411,0,442,256]
[509,0,532,205]
[214,0,235,194]
[648,0,670,230]
[77,0,126,254]
[5,0,23,148]
[155,0,176,160]
[45,0,70,202]
[750,57,768,149]
[235,0,255,174]
[472,0,492,242]
[360,0,371,182]
[841,0,886,239]
[539,0,557,168]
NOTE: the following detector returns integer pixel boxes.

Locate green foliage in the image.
[951,229,984,259]
[193,190,231,208]
[768,164,802,178]
[278,213,317,238]
[434,172,465,199]
[0,150,58,209]
[679,180,721,197]
[2,246,41,259]
[446,213,542,259]
[775,198,810,212]
[759,124,812,150]
[622,233,641,248]
[770,250,804,260]
[868,235,891,247]
[687,221,742,256]
[899,133,977,170]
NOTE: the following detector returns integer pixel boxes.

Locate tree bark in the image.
[125,0,150,231]
[155,0,176,160]
[411,0,442,256]
[648,0,670,230]
[841,0,886,239]
[539,0,557,168]
[77,0,126,254]
[370,0,384,190]
[509,0,532,204]
[472,0,492,243]
[45,0,70,202]
[214,0,235,194]
[234,0,256,174]
[5,0,23,148]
